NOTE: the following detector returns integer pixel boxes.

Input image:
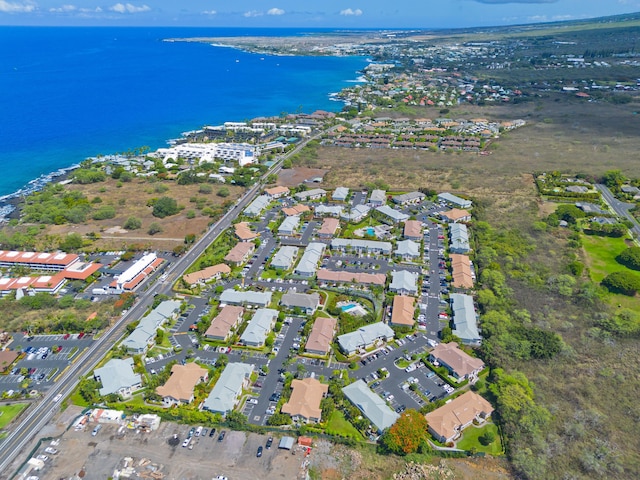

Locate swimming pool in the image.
[340,303,356,312]
[366,227,375,236]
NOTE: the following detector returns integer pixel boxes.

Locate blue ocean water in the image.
[0,27,368,197]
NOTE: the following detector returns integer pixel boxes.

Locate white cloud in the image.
[340,8,362,16]
[49,4,76,12]
[0,0,36,13]
[243,9,262,17]
[202,9,216,15]
[109,3,150,14]
[267,7,284,15]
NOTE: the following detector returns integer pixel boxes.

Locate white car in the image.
[36,455,49,462]
[44,447,58,455]
[247,398,259,404]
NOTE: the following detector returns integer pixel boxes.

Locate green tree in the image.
[148,223,163,235]
[602,169,626,188]
[602,271,640,296]
[266,413,292,426]
[59,233,83,252]
[152,196,180,218]
[479,430,496,446]
[217,187,230,198]
[226,411,247,429]
[123,216,142,230]
[616,247,640,270]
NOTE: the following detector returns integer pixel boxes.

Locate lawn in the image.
[325,410,362,440]
[0,403,29,430]
[456,421,503,455]
[581,233,640,309]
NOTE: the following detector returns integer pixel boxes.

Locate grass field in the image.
[325,410,362,440]
[0,403,28,430]
[456,422,503,455]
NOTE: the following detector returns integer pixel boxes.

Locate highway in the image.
[595,183,640,239]
[0,131,320,478]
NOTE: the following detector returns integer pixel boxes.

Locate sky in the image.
[0,0,639,28]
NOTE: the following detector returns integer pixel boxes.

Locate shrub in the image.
[152,196,180,218]
[602,271,640,296]
[199,184,213,194]
[148,223,163,235]
[123,216,142,230]
[616,247,640,271]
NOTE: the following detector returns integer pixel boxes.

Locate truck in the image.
[91,288,108,295]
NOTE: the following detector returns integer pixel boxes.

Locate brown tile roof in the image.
[265,186,290,197]
[281,377,328,421]
[282,205,310,216]
[450,254,474,289]
[317,218,340,237]
[205,305,244,339]
[391,295,415,327]
[425,391,493,443]
[316,269,386,286]
[404,220,422,238]
[430,342,484,378]
[305,316,337,355]
[0,350,19,372]
[224,242,255,264]
[156,363,208,403]
[442,209,471,222]
[183,264,231,286]
[234,222,259,241]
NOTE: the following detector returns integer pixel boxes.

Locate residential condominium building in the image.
[243,194,270,217]
[317,217,340,238]
[93,358,142,399]
[281,377,328,423]
[316,269,387,286]
[440,208,471,223]
[282,204,310,216]
[341,204,371,223]
[395,240,420,260]
[234,222,259,242]
[202,362,254,415]
[182,264,230,288]
[330,238,392,255]
[204,305,244,341]
[315,205,344,217]
[389,270,419,296]
[294,188,326,201]
[224,242,255,266]
[375,205,410,224]
[438,192,472,209]
[270,246,299,271]
[390,295,415,327]
[429,342,484,382]
[278,215,300,236]
[392,191,425,206]
[295,242,326,277]
[403,220,422,240]
[425,391,493,443]
[332,187,349,202]
[342,380,399,433]
[337,322,394,356]
[305,316,337,355]
[220,289,272,307]
[449,223,470,254]
[264,186,290,198]
[450,254,474,289]
[122,300,181,354]
[239,308,278,346]
[156,362,208,407]
[450,293,481,345]
[280,291,320,315]
[369,189,386,206]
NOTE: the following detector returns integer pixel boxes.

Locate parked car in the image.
[256,446,263,457]
[266,437,273,449]
[218,430,226,442]
[209,428,217,438]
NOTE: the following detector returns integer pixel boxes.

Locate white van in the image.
[91,425,102,436]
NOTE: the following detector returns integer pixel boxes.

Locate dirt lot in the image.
[276,168,327,187]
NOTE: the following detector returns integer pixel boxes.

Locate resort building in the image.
[281,377,328,423]
[112,252,163,291]
[156,363,209,407]
[305,316,337,355]
[204,305,244,341]
[425,391,493,443]
[202,363,254,415]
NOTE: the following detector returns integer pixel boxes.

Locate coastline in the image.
[0,30,370,223]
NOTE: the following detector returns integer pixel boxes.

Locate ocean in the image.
[0,27,368,197]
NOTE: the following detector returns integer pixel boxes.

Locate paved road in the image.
[596,183,640,238]
[0,130,322,478]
